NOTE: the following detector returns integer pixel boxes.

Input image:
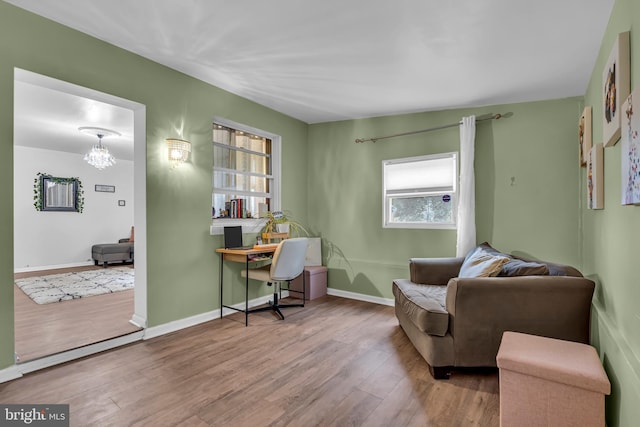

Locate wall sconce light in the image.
[166,138,191,168]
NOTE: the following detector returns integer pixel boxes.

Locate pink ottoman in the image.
[497,332,610,427]
[289,266,327,301]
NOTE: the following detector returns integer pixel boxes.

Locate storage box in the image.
[289,266,327,301]
[497,332,610,427]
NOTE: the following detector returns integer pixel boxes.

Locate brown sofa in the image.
[392,243,595,379]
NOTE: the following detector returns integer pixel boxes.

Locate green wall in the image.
[0,2,308,368]
[308,98,582,300]
[582,0,640,425]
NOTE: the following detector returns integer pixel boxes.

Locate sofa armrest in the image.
[118,238,130,243]
[445,276,595,367]
[409,257,464,285]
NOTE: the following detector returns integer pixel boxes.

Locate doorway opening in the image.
[13,68,147,364]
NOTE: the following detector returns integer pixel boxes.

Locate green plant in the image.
[260,210,309,237]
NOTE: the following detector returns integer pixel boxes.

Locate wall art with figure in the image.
[602,31,630,148]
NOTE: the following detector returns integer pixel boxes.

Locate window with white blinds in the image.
[383,152,458,229]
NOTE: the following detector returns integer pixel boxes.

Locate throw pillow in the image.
[498,259,549,276]
[459,244,510,278]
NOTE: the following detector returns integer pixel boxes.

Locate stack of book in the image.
[225,198,246,218]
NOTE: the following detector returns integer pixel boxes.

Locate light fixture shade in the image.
[166,138,191,167]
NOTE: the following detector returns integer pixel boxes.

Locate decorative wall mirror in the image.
[35,174,83,212]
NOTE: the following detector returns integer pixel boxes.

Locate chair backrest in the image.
[270,238,309,281]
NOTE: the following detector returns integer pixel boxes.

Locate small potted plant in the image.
[261,211,308,237]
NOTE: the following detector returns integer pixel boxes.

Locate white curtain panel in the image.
[456,115,477,257]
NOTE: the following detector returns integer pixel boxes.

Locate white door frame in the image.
[14,69,147,332]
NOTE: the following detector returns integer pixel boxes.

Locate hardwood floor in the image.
[1,295,500,426]
[14,265,141,362]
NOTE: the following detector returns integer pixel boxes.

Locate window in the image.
[382,152,457,229]
[211,118,280,233]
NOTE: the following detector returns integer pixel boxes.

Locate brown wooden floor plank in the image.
[0,295,499,426]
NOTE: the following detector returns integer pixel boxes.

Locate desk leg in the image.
[245,256,249,326]
[219,254,224,319]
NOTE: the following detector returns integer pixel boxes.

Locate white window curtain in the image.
[456,115,476,257]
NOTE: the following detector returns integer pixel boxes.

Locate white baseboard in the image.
[144,309,220,340]
[144,293,279,340]
[14,261,95,274]
[327,288,394,306]
[129,314,146,329]
[15,331,144,377]
[0,365,22,384]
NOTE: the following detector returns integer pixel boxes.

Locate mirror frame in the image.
[40,175,80,212]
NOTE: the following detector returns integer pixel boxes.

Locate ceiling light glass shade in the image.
[166,138,191,167]
[79,126,120,170]
[84,142,116,170]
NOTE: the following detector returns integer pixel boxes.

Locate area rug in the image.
[15,267,135,305]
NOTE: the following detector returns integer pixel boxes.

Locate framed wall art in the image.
[95,184,115,193]
[587,143,604,210]
[621,88,640,205]
[602,31,630,148]
[579,106,592,167]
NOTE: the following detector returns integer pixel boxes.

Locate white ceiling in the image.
[8,0,614,126]
[14,76,135,161]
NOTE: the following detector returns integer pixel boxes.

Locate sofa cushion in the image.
[459,244,510,278]
[499,259,549,277]
[92,242,132,255]
[392,279,449,336]
[469,242,550,277]
[546,262,583,277]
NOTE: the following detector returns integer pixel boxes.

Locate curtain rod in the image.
[354,113,503,143]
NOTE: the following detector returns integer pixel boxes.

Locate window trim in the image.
[382,152,458,230]
[210,117,281,235]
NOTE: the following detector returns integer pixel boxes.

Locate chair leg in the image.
[272,292,285,320]
[248,281,305,320]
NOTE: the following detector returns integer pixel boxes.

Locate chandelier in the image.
[79,127,120,170]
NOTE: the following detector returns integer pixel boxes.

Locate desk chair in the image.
[241,237,308,320]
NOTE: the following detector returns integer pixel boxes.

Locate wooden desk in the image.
[216,246,277,326]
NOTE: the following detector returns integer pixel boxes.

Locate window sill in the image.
[383,223,457,230]
[210,218,266,235]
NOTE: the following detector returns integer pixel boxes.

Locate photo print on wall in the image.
[602,31,630,148]
[579,106,592,167]
[621,88,640,205]
[588,144,604,210]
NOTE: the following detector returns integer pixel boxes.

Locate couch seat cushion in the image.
[393,279,449,336]
[92,242,132,255]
